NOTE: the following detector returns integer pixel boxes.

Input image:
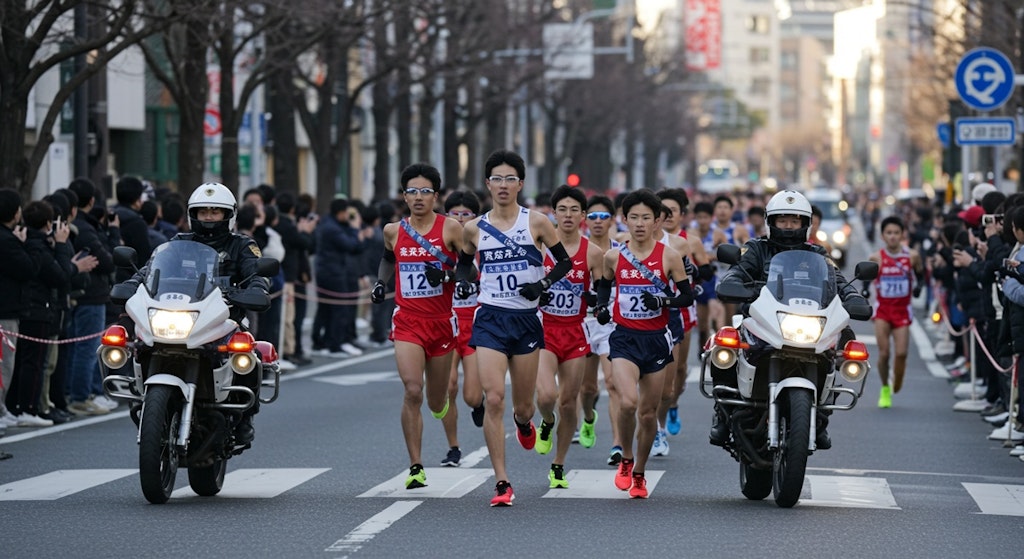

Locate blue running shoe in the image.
[667,406,681,435]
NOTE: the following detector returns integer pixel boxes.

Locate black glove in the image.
[455,280,475,300]
[370,280,386,304]
[685,261,698,278]
[595,305,611,325]
[583,290,598,308]
[693,284,704,298]
[539,290,553,306]
[424,265,451,287]
[519,278,551,301]
[912,285,922,298]
[641,290,663,310]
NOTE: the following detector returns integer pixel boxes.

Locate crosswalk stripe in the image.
[171,468,330,499]
[358,468,493,498]
[0,469,136,501]
[962,483,1024,516]
[800,475,900,509]
[540,469,665,499]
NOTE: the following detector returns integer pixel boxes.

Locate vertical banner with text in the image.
[684,0,721,71]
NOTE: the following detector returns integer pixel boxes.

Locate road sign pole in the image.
[962,144,971,203]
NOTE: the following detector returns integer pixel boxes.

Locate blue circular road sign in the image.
[955,47,1015,112]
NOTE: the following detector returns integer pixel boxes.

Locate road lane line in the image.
[800,475,900,509]
[171,468,330,499]
[325,500,422,554]
[0,469,136,500]
[962,483,1024,516]
[910,320,950,379]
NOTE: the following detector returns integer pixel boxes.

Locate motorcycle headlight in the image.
[777,313,824,344]
[148,309,198,340]
[832,230,847,245]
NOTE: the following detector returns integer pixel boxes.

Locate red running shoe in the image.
[490,480,515,506]
[614,458,634,490]
[628,472,648,499]
[516,420,537,450]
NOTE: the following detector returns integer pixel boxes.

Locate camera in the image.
[982,214,1003,226]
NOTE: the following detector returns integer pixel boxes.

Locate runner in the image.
[691,201,728,351]
[867,216,923,408]
[371,163,464,489]
[534,185,605,488]
[454,149,573,506]
[594,189,693,499]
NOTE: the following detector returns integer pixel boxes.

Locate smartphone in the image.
[76,247,91,258]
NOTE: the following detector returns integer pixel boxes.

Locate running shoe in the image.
[405,464,426,489]
[650,429,669,457]
[666,406,681,435]
[441,446,461,467]
[490,480,515,506]
[607,445,623,466]
[579,411,598,448]
[515,419,537,450]
[878,385,892,408]
[548,465,568,489]
[535,419,555,455]
[628,472,648,499]
[614,458,634,490]
[471,402,485,428]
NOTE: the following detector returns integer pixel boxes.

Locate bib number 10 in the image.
[496,274,519,292]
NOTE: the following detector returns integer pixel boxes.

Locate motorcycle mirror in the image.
[716,280,755,303]
[113,246,138,270]
[110,282,136,305]
[717,244,741,265]
[854,261,879,282]
[256,257,280,278]
[229,289,271,313]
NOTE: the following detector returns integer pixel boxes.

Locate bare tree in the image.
[0,0,168,198]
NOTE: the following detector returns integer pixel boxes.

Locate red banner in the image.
[684,0,721,71]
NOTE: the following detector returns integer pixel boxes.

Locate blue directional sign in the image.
[955,117,1016,146]
[936,122,951,147]
[955,48,1015,111]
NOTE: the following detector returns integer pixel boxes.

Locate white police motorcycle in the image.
[99,241,280,504]
[701,245,877,507]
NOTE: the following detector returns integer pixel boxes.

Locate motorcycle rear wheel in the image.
[139,385,182,504]
[773,389,812,508]
[740,463,773,500]
[188,459,227,497]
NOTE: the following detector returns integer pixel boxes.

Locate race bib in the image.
[398,262,443,299]
[880,276,909,298]
[617,285,660,320]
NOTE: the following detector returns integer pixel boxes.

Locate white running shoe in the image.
[1009,445,1024,457]
[650,429,670,457]
[988,424,1024,441]
[0,410,18,427]
[278,359,297,371]
[340,343,363,356]
[16,413,54,427]
[92,395,119,410]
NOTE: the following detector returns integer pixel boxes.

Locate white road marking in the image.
[0,469,136,500]
[314,371,400,386]
[910,321,950,379]
[540,469,665,499]
[962,483,1024,516]
[800,475,900,509]
[325,500,422,554]
[171,468,330,499]
[358,468,492,498]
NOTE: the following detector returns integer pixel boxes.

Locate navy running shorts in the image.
[608,325,673,376]
[470,304,544,356]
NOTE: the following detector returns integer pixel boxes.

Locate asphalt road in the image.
[2,214,1021,558]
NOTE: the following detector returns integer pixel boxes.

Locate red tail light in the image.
[221,331,255,353]
[714,327,748,349]
[843,340,869,361]
[101,325,129,347]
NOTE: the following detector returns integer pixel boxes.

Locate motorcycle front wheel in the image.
[773,389,812,508]
[139,385,182,504]
[188,460,227,497]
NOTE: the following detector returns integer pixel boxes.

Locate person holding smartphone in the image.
[0,189,39,432]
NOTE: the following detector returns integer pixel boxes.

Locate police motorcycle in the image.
[99,241,280,504]
[700,244,877,508]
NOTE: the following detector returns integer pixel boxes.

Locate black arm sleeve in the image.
[595,277,613,307]
[542,242,572,286]
[454,250,477,282]
[659,281,694,308]
[377,249,396,285]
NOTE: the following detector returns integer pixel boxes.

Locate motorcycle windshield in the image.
[144,241,220,303]
[765,250,836,310]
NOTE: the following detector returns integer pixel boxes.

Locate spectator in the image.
[257,204,286,360]
[113,176,152,278]
[274,192,317,365]
[314,198,369,357]
[294,194,317,359]
[140,200,169,249]
[158,195,186,239]
[0,189,38,429]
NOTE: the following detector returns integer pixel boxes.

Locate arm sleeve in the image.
[455,250,477,282]
[595,277,613,307]
[659,280,694,308]
[377,249,396,285]
[541,242,572,286]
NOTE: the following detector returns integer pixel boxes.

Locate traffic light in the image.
[567,173,581,187]
[943,99,965,176]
